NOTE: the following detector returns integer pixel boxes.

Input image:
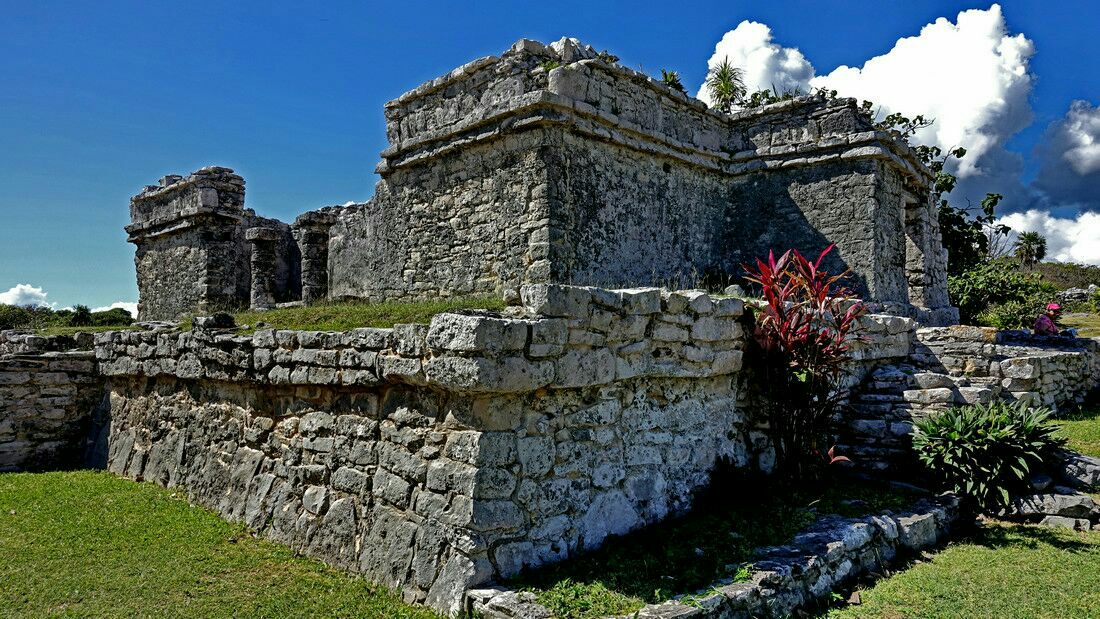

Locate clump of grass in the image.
[183,296,507,333]
[514,475,919,618]
[34,325,141,337]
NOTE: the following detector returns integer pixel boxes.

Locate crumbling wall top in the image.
[377,37,933,183]
[127,166,246,239]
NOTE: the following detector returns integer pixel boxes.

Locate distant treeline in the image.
[0,304,134,331]
[1024,262,1100,291]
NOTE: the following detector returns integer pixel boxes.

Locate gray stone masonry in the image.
[4,285,1096,614]
[843,326,1100,472]
[327,38,956,325]
[0,333,103,471]
[469,493,960,619]
[293,211,335,304]
[246,226,283,310]
[95,284,762,614]
[128,37,958,325]
[127,167,298,321]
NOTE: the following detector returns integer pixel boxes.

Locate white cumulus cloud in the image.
[0,284,53,308]
[696,20,814,102]
[1034,100,1100,212]
[998,210,1100,265]
[700,5,1035,179]
[92,302,138,318]
[1057,100,1100,175]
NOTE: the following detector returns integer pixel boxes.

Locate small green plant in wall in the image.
[660,69,686,93]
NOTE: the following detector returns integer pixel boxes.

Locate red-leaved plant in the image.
[743,244,865,479]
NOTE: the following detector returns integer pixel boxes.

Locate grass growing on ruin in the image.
[513,475,919,619]
[826,523,1100,618]
[0,470,438,619]
[184,297,508,332]
[34,325,141,337]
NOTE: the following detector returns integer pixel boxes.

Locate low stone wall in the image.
[470,494,960,619]
[0,342,103,472]
[844,326,1100,471]
[96,284,763,613]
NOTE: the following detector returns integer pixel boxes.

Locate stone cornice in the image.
[378,39,934,184]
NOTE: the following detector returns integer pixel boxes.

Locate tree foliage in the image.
[0,303,133,331]
[948,259,1055,325]
[1014,231,1048,267]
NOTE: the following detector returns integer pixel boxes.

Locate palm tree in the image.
[1013,231,1047,268]
[705,57,746,114]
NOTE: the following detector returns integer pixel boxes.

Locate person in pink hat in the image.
[1033,302,1068,336]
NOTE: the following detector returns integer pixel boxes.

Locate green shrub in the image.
[913,401,1064,512]
[976,294,1049,330]
[90,307,134,327]
[948,260,1055,325]
[660,69,685,93]
[0,304,34,330]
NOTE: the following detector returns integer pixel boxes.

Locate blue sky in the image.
[1,1,1097,309]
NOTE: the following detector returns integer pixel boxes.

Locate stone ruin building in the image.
[15,37,1100,619]
[128,37,958,326]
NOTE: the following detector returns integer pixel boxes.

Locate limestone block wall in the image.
[0,338,103,471]
[844,326,1100,471]
[94,285,757,614]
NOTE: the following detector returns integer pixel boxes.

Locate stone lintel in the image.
[246,226,283,242]
[293,211,336,230]
[124,208,244,243]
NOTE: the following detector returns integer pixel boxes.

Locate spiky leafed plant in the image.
[660,69,686,93]
[704,57,745,113]
[743,245,866,479]
[1014,231,1047,268]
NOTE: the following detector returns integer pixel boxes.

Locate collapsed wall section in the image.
[94,285,758,614]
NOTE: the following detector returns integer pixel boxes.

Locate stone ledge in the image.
[469,493,960,619]
[93,285,751,393]
[377,37,932,183]
[379,87,931,184]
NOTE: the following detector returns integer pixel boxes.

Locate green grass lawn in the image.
[183,297,507,333]
[514,476,918,619]
[0,471,437,619]
[1055,405,1100,459]
[827,523,1100,618]
[1062,312,1100,338]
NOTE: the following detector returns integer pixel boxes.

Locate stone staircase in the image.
[840,363,1002,472]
